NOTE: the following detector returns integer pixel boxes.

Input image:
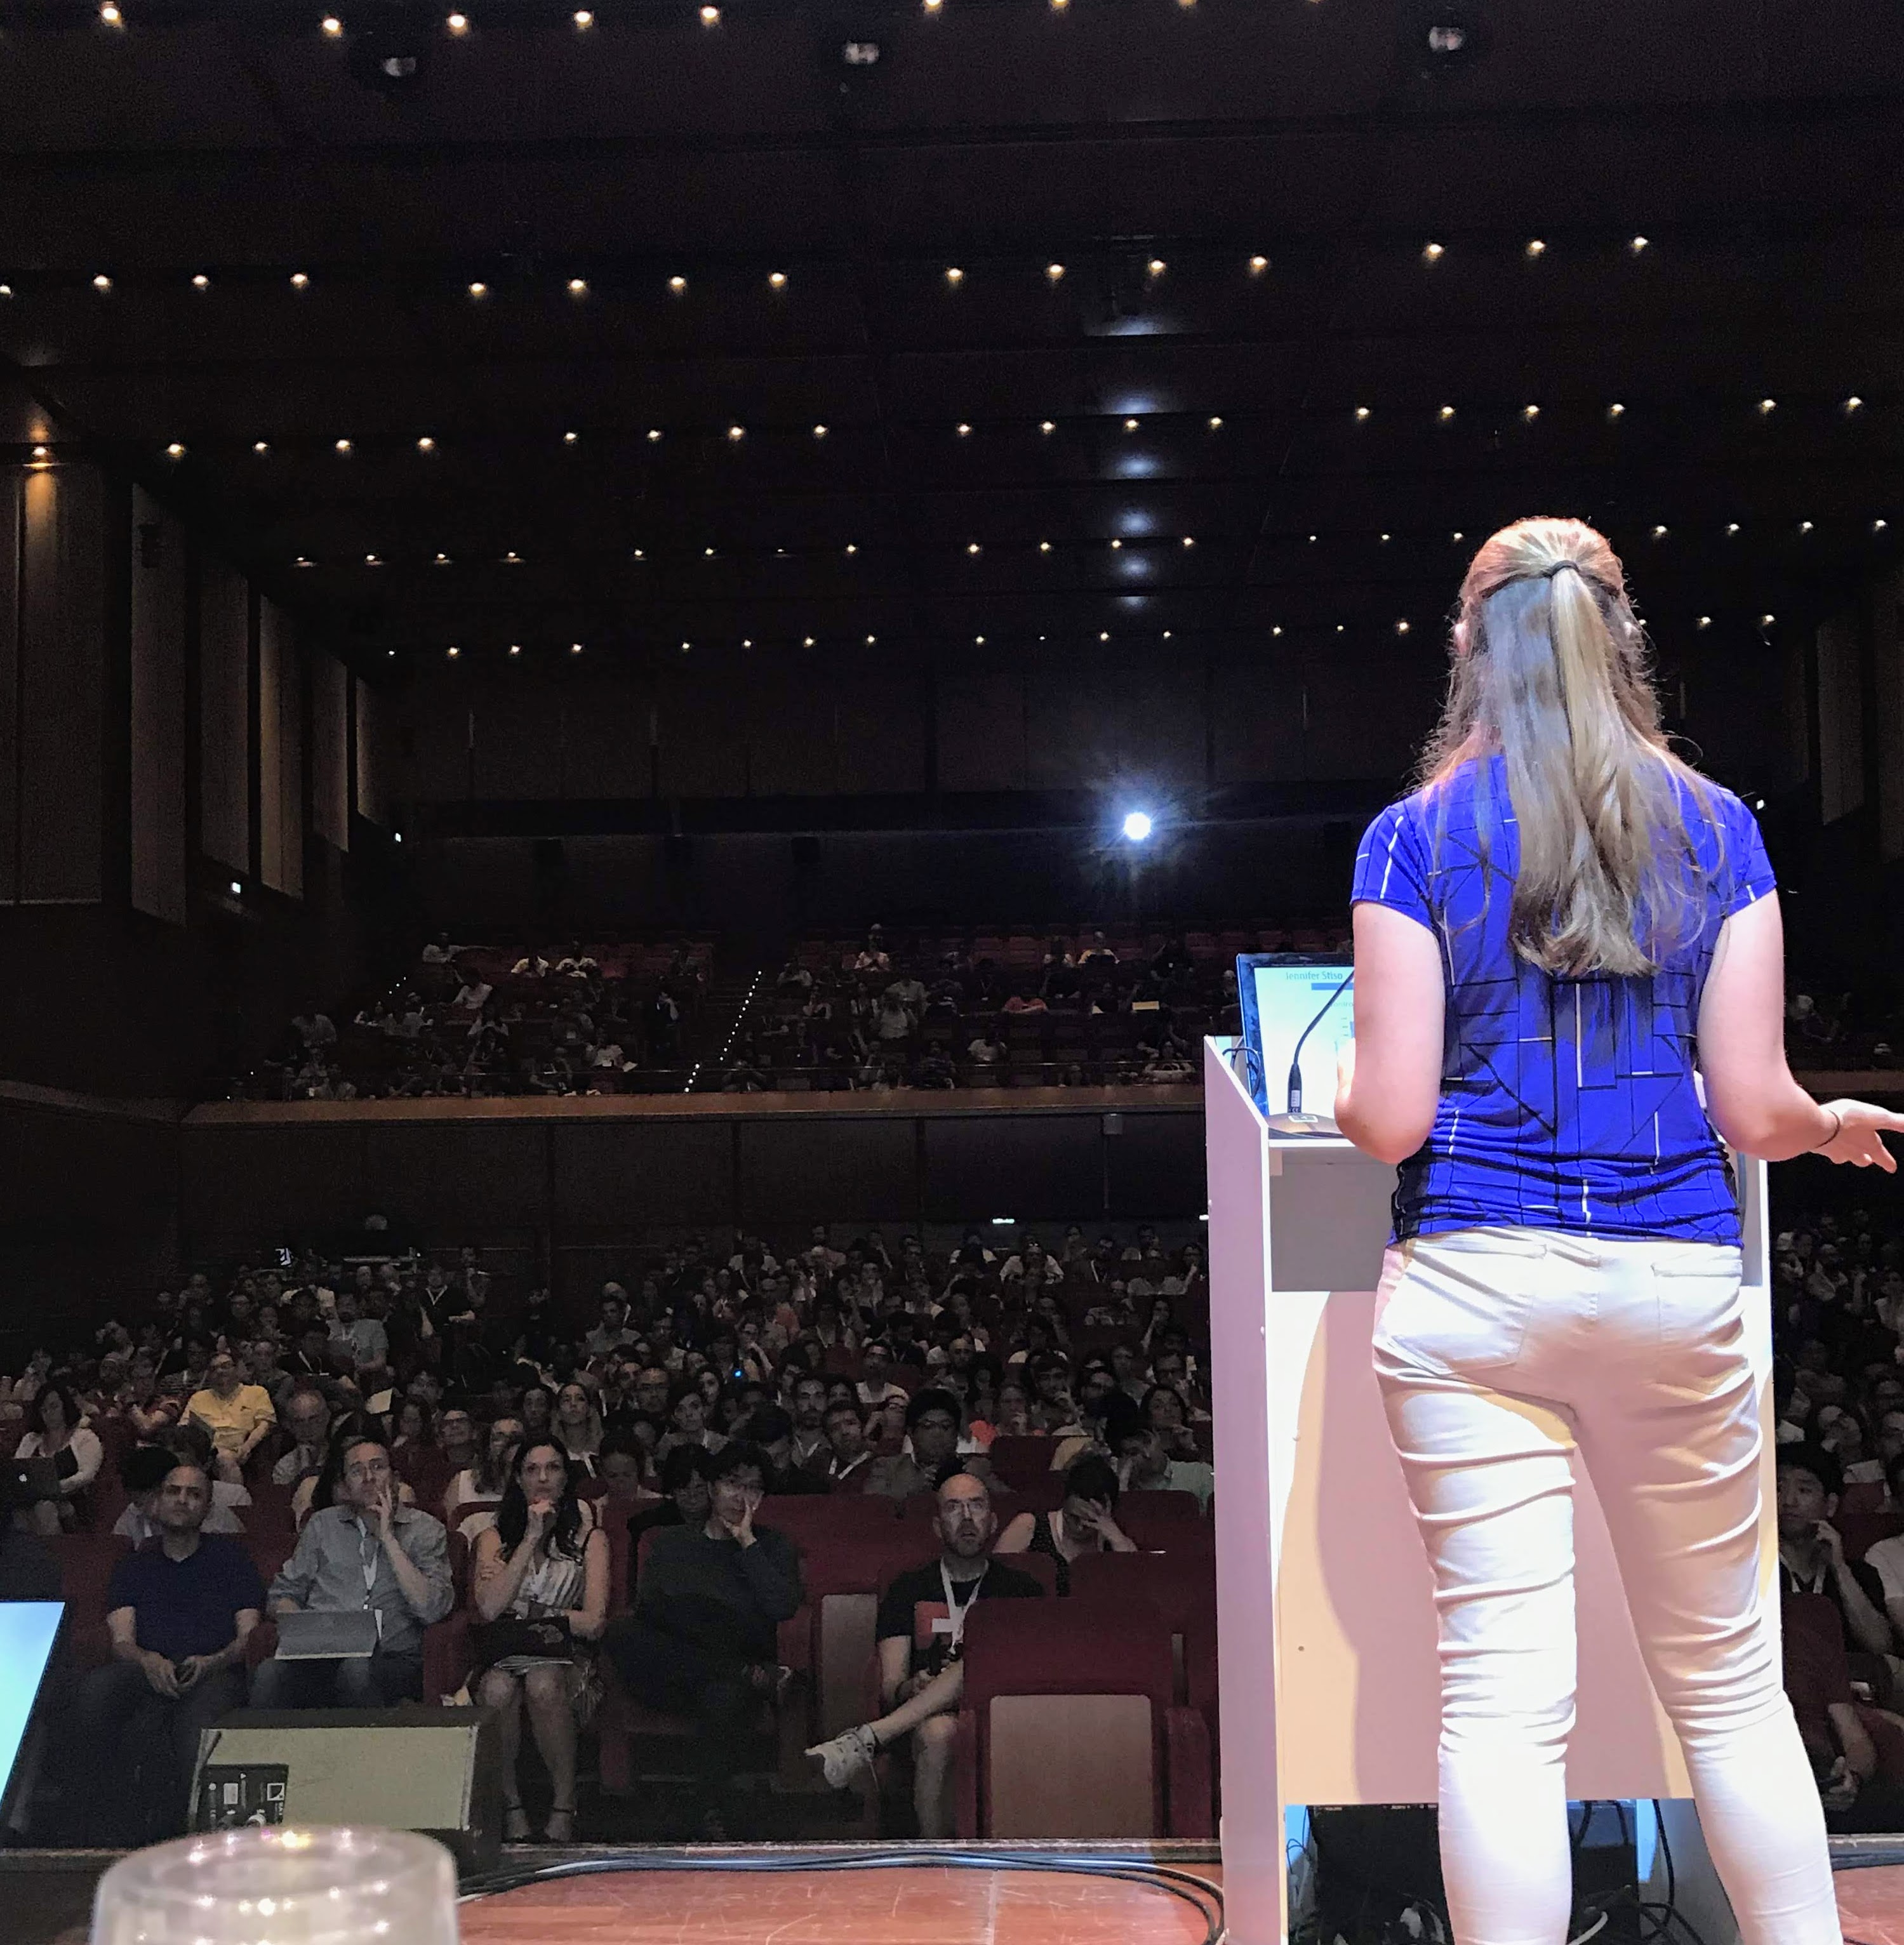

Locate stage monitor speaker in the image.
[190,1706,503,1871]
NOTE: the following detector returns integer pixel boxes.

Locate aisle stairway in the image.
[686,966,767,1091]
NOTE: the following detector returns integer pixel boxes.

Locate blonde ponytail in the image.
[1421,517,1710,977]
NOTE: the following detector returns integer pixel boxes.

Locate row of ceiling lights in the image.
[25,235,1741,302]
[281,517,1892,571]
[417,607,1791,661]
[141,392,1877,460]
[98,0,1293,27]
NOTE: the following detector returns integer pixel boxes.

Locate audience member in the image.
[472,1438,610,1843]
[15,1383,103,1532]
[995,1454,1138,1594]
[806,1470,1042,1833]
[253,1435,453,1706]
[72,1462,263,1844]
[604,1442,802,1838]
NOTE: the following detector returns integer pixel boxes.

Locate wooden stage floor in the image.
[17,1843,1904,1944]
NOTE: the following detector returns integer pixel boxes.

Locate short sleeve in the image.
[875,1570,920,1642]
[1351,799,1435,929]
[1719,792,1777,918]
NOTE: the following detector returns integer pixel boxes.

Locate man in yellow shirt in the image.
[185,1353,277,1475]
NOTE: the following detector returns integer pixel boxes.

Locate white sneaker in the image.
[805,1724,879,1789]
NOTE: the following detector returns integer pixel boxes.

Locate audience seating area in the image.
[2,1217,1217,1843]
[231,934,716,1101]
[719,921,1350,1092]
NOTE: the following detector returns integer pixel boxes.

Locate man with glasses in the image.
[185,1353,277,1477]
[251,1435,453,1707]
[806,1470,1041,1835]
[863,1389,997,1499]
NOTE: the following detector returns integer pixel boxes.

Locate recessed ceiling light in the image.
[956,422,972,436]
[1630,235,1649,253]
[509,644,522,656]
[669,275,686,293]
[1696,616,1711,630]
[1039,541,1052,552]
[1525,239,1546,258]
[804,635,816,646]
[726,425,744,441]
[769,271,787,289]
[446,11,468,32]
[945,267,964,284]
[1040,420,1056,434]
[1395,620,1411,634]
[1046,263,1065,282]
[417,435,436,452]
[291,272,310,289]
[92,274,112,293]
[1355,406,1371,421]
[564,430,578,445]
[1845,395,1864,413]
[191,273,211,290]
[699,3,719,20]
[253,441,269,455]
[321,13,343,33]
[1124,417,1140,432]
[1249,255,1268,273]
[647,428,662,442]
[1147,258,1166,276]
[812,423,827,438]
[447,645,461,659]
[467,281,487,298]
[1758,397,1776,415]
[335,438,352,454]
[1522,404,1540,420]
[573,8,592,23]
[164,442,185,459]
[567,277,588,296]
[1799,520,1815,533]
[572,642,584,654]
[1208,416,1223,430]
[967,542,981,554]
[1422,242,1444,263]
[1608,402,1625,418]
[1438,404,1456,420]
[1110,538,1122,550]
[435,552,451,564]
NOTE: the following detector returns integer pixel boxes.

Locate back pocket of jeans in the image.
[1374,1236,1543,1372]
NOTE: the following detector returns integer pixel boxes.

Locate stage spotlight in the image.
[1122,811,1154,843]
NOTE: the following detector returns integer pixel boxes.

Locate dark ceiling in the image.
[2,0,1902,676]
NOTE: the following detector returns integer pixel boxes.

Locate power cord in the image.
[457,1845,1226,1945]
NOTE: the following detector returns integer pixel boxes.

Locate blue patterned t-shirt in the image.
[1349,755,1776,1245]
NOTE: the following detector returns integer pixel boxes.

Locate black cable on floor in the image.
[457,1845,1226,1945]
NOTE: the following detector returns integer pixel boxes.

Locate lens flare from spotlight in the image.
[1122,811,1154,843]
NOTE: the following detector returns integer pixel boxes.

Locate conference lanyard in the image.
[940,1562,987,1653]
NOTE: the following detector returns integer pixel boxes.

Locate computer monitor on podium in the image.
[1235,953,1354,1135]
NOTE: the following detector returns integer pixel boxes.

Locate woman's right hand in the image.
[1816,1100,1904,1171]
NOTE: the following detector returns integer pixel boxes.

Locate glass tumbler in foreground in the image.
[91,1824,459,1945]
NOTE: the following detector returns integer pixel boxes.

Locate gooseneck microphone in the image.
[1265,969,1354,1136]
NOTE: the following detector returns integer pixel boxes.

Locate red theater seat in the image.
[953,1598,1212,1839]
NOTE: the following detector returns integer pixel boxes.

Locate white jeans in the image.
[1373,1228,1839,1945]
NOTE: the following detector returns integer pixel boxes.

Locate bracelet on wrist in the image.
[1813,1108,1844,1153]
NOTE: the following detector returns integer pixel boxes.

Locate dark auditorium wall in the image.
[178,1094,1208,1309]
[0,425,409,1098]
[0,1085,180,1359]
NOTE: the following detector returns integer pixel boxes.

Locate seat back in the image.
[1119,1490,1209,1551]
[1067,1550,1216,1701]
[46,1533,128,1670]
[961,1598,1173,1835]
[985,1435,1055,1491]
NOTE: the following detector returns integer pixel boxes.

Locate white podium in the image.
[1204,1038,1776,1945]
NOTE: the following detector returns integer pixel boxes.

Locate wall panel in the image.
[737,1117,918,1224]
[0,470,20,903]
[656,672,748,797]
[835,678,926,794]
[356,677,389,826]
[130,488,188,922]
[363,1122,550,1229]
[19,466,104,901]
[311,652,349,851]
[552,1122,736,1228]
[747,669,837,797]
[199,559,251,871]
[559,679,646,800]
[1818,616,1865,826]
[1025,667,1110,791]
[258,599,303,897]
[922,1114,1102,1220]
[1114,665,1206,789]
[1104,1110,1206,1218]
[180,1124,364,1244]
[938,672,1028,792]
[1211,653,1308,783]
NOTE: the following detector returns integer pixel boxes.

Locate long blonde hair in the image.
[1421,516,1711,978]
